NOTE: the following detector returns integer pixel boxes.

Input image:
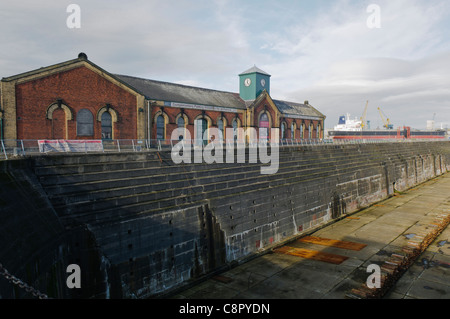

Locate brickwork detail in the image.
[13,66,138,140]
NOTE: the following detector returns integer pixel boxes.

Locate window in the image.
[77,109,93,136]
[217,119,224,140]
[177,116,185,140]
[300,123,304,139]
[309,123,313,139]
[281,122,286,140]
[195,118,208,146]
[232,118,238,141]
[317,124,321,139]
[156,115,165,141]
[101,112,112,140]
[291,122,296,139]
[177,116,185,128]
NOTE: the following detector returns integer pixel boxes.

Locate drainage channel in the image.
[346,206,450,299]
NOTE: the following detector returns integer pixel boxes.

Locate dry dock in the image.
[172,173,450,299]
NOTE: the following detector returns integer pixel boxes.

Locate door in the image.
[52,108,66,139]
[259,113,270,141]
[156,115,165,141]
[101,112,112,140]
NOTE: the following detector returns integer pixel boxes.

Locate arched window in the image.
[259,113,270,141]
[101,112,112,140]
[232,118,238,141]
[77,109,93,136]
[217,119,224,140]
[195,118,208,146]
[177,116,185,128]
[281,122,286,140]
[156,115,165,141]
[317,123,321,139]
[309,123,313,139]
[291,122,296,139]
[300,123,304,139]
[96,105,118,139]
[177,116,185,140]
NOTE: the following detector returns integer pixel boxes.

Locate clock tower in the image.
[239,65,271,101]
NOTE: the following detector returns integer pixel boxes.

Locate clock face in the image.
[261,79,266,87]
[244,78,252,87]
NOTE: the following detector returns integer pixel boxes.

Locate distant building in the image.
[0,53,325,143]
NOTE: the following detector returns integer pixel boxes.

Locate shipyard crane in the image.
[360,100,369,130]
[377,107,394,129]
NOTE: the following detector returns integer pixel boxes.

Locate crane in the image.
[377,107,394,129]
[360,100,369,130]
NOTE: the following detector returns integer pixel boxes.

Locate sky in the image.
[1,0,450,130]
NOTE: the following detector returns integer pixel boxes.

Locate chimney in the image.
[78,52,88,60]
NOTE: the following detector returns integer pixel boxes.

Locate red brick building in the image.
[0,53,325,144]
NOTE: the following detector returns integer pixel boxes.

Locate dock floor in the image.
[171,173,450,299]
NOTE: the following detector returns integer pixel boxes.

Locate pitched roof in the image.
[116,74,324,118]
[1,58,82,82]
[273,100,325,119]
[115,74,246,110]
[1,53,144,97]
[2,54,324,119]
[239,65,271,76]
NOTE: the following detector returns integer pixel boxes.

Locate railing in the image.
[0,137,447,160]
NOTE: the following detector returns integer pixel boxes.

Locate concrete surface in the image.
[171,173,450,299]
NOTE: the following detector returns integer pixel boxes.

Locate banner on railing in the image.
[38,140,103,153]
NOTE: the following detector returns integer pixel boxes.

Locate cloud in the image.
[0,0,253,86]
[258,0,450,129]
[1,0,450,129]
[290,53,450,129]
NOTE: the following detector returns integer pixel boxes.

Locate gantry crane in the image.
[360,100,369,130]
[377,107,394,129]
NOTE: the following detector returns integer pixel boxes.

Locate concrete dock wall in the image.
[1,141,450,298]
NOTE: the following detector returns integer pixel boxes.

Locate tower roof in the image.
[239,65,271,76]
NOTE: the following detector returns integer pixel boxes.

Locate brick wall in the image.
[151,99,323,142]
[14,66,138,140]
[152,105,245,141]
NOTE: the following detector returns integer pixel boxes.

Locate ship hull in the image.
[329,129,446,140]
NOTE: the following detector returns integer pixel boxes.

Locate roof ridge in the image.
[273,98,308,105]
[273,99,326,118]
[239,65,271,76]
[1,58,81,81]
[114,73,239,96]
